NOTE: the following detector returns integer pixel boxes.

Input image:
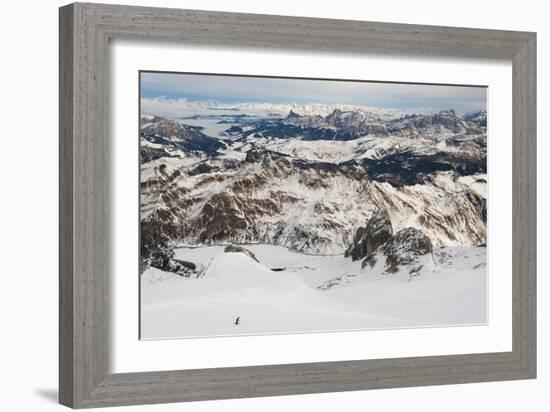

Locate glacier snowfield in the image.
[140,244,486,339]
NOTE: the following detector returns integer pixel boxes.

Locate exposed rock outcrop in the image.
[343,212,434,275]
[148,247,196,277]
[224,244,259,262]
[389,109,484,136]
[382,227,433,273]
[173,259,197,271]
[245,108,388,141]
[140,116,225,155]
[139,108,487,258]
[345,210,393,261]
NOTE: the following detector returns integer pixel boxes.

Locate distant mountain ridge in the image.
[141,96,446,121]
[140,115,225,162]
[139,107,487,268]
[221,107,485,142]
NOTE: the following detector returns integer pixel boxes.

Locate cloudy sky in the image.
[140,71,486,112]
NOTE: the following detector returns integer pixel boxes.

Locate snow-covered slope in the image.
[139,109,486,259]
[141,97,438,120]
[139,104,487,338]
[141,149,486,255]
[141,244,486,338]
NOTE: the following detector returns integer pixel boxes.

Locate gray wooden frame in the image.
[59,2,536,408]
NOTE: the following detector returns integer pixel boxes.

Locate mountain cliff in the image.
[139,109,487,267]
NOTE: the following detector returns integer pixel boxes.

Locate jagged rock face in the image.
[140,162,191,257]
[323,109,388,137]
[389,109,483,136]
[141,149,486,255]
[141,150,372,254]
[465,188,487,223]
[382,228,433,272]
[225,125,243,134]
[287,109,302,119]
[224,244,259,262]
[173,259,196,271]
[465,110,487,128]
[242,108,388,141]
[140,116,225,160]
[140,106,487,260]
[235,114,486,189]
[366,172,486,246]
[148,246,195,277]
[345,210,393,261]
[346,219,435,274]
[141,146,175,164]
[362,148,486,187]
[245,149,262,162]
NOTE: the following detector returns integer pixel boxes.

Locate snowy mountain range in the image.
[140,97,444,120]
[140,106,487,270]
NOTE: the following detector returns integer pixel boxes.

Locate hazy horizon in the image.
[141,71,487,114]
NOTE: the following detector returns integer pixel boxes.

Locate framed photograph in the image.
[59,2,536,408]
[138,71,490,339]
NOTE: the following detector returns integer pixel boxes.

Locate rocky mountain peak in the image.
[345,210,393,261]
[344,210,435,274]
[389,109,484,136]
[140,116,225,159]
[383,227,433,273]
[286,109,302,119]
[464,110,487,128]
[224,244,259,262]
[140,104,487,269]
